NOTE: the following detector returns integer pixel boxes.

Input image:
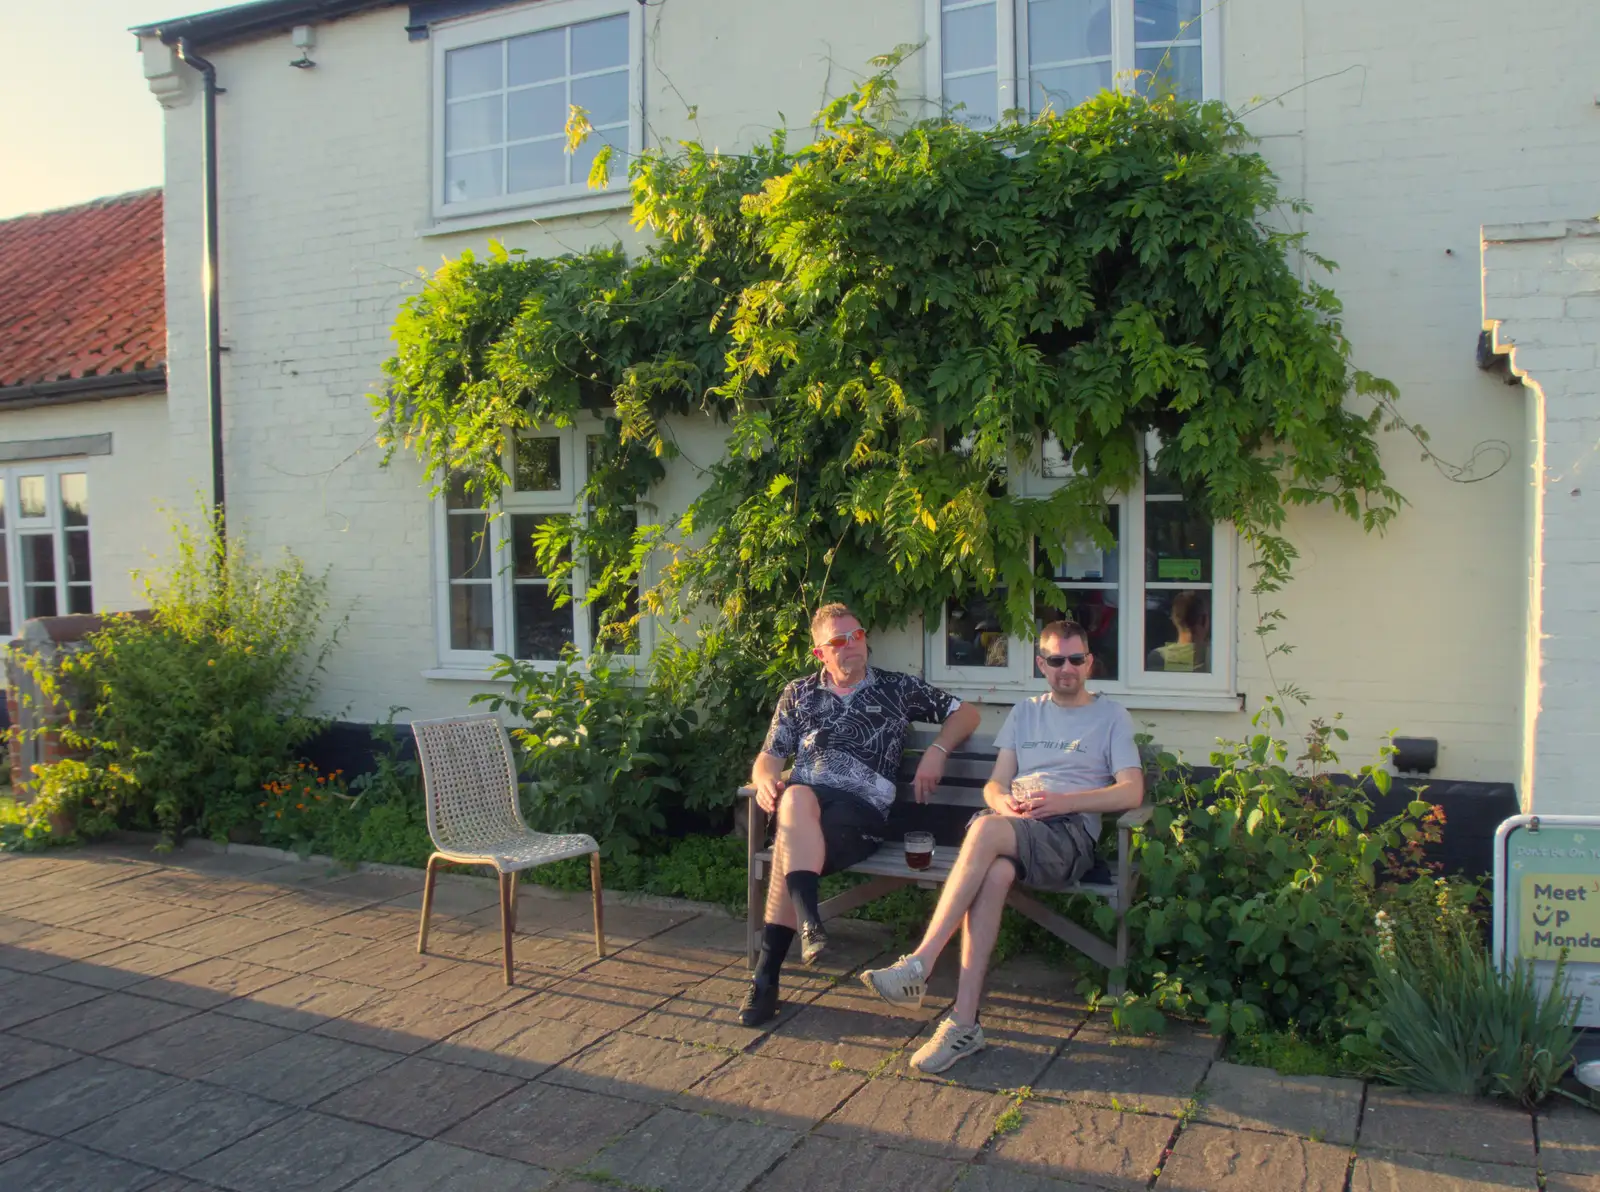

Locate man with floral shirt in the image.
[740,602,980,1026]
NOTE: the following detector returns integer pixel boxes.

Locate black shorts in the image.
[783,783,887,875]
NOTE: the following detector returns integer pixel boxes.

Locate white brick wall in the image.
[147,0,1600,790]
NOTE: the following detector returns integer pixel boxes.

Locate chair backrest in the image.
[411,714,529,854]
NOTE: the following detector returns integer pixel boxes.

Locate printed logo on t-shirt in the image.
[1020,738,1085,754]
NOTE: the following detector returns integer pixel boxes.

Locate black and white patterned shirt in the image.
[760,668,962,815]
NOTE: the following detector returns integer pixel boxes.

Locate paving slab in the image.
[1547,1174,1600,1192]
[185,1110,418,1192]
[953,1164,1110,1192]
[1035,1026,1211,1116]
[516,969,671,1030]
[0,970,105,1029]
[0,1031,79,1091]
[818,1076,1011,1160]
[0,1138,165,1192]
[320,1055,524,1136]
[987,1099,1176,1191]
[215,973,378,1029]
[71,901,216,942]
[674,1053,865,1130]
[1348,1152,1539,1190]
[231,895,360,929]
[13,989,198,1052]
[312,989,494,1053]
[145,915,295,956]
[316,906,418,943]
[540,1029,731,1104]
[541,902,694,950]
[903,1010,1066,1091]
[312,938,459,989]
[227,927,364,974]
[104,1009,297,1078]
[382,876,502,918]
[1540,1100,1600,1175]
[1157,1121,1350,1191]
[341,1139,553,1192]
[128,957,289,1010]
[631,971,821,1050]
[1359,1087,1536,1167]
[752,1135,963,1192]
[0,1123,45,1164]
[0,1055,183,1135]
[757,981,942,1072]
[584,1105,798,1192]
[403,956,551,1007]
[441,1083,655,1169]
[203,1033,404,1106]
[0,921,124,972]
[422,1005,608,1079]
[1195,1060,1364,1145]
[315,872,427,903]
[47,940,212,989]
[65,1081,291,1172]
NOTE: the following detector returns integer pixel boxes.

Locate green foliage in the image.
[473,651,693,857]
[527,831,749,911]
[376,53,1411,681]
[1105,705,1419,1037]
[12,517,338,847]
[1227,1027,1350,1078]
[1346,879,1577,1106]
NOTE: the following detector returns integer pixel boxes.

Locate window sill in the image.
[420,189,632,237]
[422,666,510,683]
[940,684,1244,713]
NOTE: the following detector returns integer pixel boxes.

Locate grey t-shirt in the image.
[992,694,1142,840]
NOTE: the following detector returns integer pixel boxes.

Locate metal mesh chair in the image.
[411,713,604,984]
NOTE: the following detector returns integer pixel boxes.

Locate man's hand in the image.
[983,784,1026,817]
[754,774,785,814]
[911,747,948,803]
[1023,789,1069,819]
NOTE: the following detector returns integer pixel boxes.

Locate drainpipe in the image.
[175,38,227,546]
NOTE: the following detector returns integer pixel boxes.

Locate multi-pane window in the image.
[930,434,1230,698]
[932,0,1218,128]
[0,465,92,636]
[435,427,645,669]
[434,0,640,217]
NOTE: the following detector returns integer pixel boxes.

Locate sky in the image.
[1,1,176,219]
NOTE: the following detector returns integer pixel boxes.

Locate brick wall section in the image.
[1482,220,1600,815]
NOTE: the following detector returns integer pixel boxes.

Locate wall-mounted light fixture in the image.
[1392,736,1439,775]
[290,25,316,69]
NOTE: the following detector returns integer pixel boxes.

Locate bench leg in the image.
[746,800,767,973]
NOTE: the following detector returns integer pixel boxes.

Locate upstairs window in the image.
[931,0,1220,127]
[432,0,642,220]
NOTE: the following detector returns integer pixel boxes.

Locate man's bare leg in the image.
[951,858,1015,1024]
[903,814,1019,972]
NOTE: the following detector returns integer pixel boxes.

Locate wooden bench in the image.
[739,730,1152,995]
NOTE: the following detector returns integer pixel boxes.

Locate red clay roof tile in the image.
[0,189,165,391]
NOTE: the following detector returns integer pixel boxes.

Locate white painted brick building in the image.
[133,0,1600,811]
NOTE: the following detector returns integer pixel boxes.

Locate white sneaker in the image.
[910,1016,986,1074]
[860,954,927,1007]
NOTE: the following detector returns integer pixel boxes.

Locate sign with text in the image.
[1495,816,1600,1029]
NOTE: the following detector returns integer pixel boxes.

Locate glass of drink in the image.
[903,831,935,871]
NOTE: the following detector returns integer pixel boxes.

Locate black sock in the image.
[786,870,822,932]
[756,923,795,986]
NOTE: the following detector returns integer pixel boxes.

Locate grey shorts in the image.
[973,811,1097,891]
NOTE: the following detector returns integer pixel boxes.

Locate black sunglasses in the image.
[1039,652,1090,668]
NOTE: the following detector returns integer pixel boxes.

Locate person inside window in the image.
[1145,589,1209,672]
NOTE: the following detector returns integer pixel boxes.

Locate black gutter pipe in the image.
[0,369,168,411]
[175,38,228,547]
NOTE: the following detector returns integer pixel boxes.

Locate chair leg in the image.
[508,870,519,936]
[499,871,516,986]
[590,852,606,958]
[417,854,441,955]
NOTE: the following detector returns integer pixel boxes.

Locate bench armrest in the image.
[1116,803,1154,829]
[737,785,756,799]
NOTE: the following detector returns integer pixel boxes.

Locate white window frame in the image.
[0,462,94,637]
[430,419,652,676]
[430,0,645,224]
[925,436,1237,709]
[923,0,1223,123]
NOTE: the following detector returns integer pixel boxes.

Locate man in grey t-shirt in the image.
[860,619,1144,1074]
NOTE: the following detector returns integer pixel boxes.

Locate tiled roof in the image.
[0,189,165,391]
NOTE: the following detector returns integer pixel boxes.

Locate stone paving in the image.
[0,842,1594,1192]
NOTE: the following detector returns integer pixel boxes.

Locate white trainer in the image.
[860,954,927,1007]
[910,1016,986,1074]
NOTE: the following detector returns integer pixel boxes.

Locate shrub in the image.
[1346,879,1578,1105]
[258,761,352,855]
[473,650,693,857]
[14,518,338,846]
[1103,706,1424,1037]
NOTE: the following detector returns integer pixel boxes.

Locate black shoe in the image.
[800,922,828,966]
[738,978,779,1027]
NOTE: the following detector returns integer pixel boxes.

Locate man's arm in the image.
[982,748,1025,817]
[1030,766,1145,819]
[911,699,982,800]
[751,750,786,814]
